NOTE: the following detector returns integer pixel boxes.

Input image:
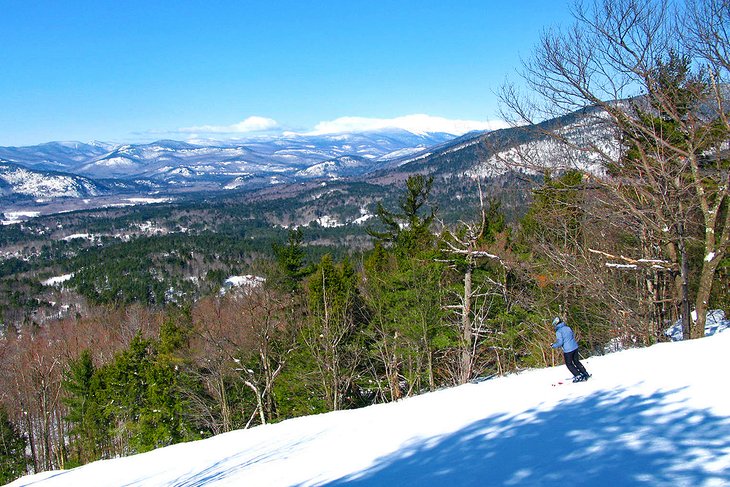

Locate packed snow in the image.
[9,328,730,487]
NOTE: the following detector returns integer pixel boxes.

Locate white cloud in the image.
[309,114,509,136]
[179,116,279,134]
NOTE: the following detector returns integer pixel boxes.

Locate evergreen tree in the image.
[368,175,437,255]
[364,176,449,397]
[272,229,312,290]
[63,350,108,465]
[0,408,27,484]
[362,252,449,398]
[519,170,584,253]
[139,309,200,452]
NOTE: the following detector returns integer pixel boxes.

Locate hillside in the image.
[9,331,730,487]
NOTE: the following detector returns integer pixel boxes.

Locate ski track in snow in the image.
[9,331,730,487]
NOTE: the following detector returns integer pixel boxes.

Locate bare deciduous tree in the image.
[501,0,730,339]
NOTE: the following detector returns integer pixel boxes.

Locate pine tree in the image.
[63,350,108,465]
[363,176,449,397]
[0,408,27,484]
[272,229,312,290]
[368,175,437,255]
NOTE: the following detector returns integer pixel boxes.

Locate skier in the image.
[551,317,590,382]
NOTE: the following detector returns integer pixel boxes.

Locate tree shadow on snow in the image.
[165,435,319,487]
[318,387,730,487]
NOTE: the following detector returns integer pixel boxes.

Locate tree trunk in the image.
[460,261,474,384]
[693,254,724,339]
[218,376,230,433]
[677,223,692,340]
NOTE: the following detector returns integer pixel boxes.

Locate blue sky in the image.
[0,1,574,146]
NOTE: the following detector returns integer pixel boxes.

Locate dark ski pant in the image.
[563,349,588,377]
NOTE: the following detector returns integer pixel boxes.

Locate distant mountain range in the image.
[0,129,456,201]
[0,110,614,216]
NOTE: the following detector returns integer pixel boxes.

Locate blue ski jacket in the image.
[551,321,579,353]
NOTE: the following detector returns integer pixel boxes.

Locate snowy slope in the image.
[294,155,373,179]
[0,161,105,199]
[10,331,730,487]
[378,107,618,181]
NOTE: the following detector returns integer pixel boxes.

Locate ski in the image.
[552,374,591,386]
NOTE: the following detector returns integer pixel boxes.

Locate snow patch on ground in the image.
[664,309,730,341]
[2,211,41,225]
[220,275,266,295]
[223,275,265,288]
[352,211,373,225]
[62,233,97,242]
[315,215,343,228]
[125,197,173,204]
[41,273,74,286]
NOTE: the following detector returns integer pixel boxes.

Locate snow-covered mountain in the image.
[9,330,730,486]
[0,129,458,204]
[376,107,618,181]
[294,155,373,179]
[0,108,628,212]
[0,160,107,200]
[0,142,111,173]
[0,130,453,180]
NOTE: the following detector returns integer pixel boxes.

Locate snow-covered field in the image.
[1,211,41,225]
[41,273,74,286]
[9,331,730,487]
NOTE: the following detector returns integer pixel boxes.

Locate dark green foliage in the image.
[712,257,730,310]
[363,178,456,395]
[63,315,204,459]
[0,408,27,484]
[159,306,193,356]
[518,170,585,251]
[109,330,198,453]
[0,276,46,325]
[0,258,31,278]
[273,347,329,418]
[363,251,451,395]
[63,350,108,465]
[368,175,437,255]
[0,223,32,247]
[272,229,313,290]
